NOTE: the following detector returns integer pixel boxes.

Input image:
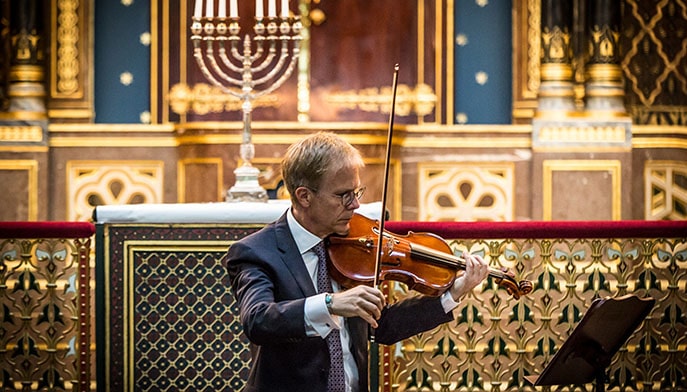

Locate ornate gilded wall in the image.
[0,0,685,222]
[96,218,687,392]
[621,1,687,125]
[0,2,685,391]
[383,229,687,391]
[0,226,93,391]
[512,0,687,125]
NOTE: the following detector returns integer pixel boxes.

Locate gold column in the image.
[585,0,626,114]
[536,0,576,115]
[6,0,46,118]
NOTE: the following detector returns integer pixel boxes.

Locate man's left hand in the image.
[448,251,489,302]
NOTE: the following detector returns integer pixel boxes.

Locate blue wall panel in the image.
[92,1,512,125]
[94,1,151,124]
[454,0,512,124]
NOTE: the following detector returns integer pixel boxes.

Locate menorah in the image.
[191,0,302,202]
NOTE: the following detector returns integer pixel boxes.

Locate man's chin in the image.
[334,222,351,237]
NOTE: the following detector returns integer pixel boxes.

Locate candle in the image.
[255,0,264,18]
[193,0,203,18]
[268,0,276,17]
[205,0,213,17]
[229,0,238,17]
[218,0,226,17]
[280,0,288,18]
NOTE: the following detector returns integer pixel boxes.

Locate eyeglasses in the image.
[335,187,366,208]
[308,186,366,208]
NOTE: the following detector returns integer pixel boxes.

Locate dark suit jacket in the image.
[226,213,454,392]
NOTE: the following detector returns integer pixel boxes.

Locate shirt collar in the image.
[286,208,322,254]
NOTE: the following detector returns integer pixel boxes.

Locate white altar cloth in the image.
[93,200,383,224]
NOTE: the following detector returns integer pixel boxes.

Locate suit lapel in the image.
[274,213,318,296]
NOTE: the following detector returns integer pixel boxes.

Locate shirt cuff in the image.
[440,290,461,313]
[304,293,343,338]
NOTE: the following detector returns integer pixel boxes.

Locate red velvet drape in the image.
[0,222,95,238]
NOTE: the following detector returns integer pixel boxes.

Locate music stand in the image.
[525,294,655,392]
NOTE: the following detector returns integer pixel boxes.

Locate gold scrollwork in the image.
[55,0,80,96]
[168,83,279,115]
[326,83,436,117]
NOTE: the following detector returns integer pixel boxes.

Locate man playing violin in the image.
[225,131,489,392]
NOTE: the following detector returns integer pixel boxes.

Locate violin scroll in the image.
[493,268,533,300]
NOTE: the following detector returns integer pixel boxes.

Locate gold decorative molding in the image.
[538,125,627,143]
[632,125,687,150]
[0,146,49,152]
[0,126,43,142]
[40,123,687,152]
[49,123,176,133]
[52,0,81,98]
[47,109,94,119]
[633,138,687,150]
[402,136,531,149]
[0,111,48,121]
[632,125,687,136]
[512,0,541,122]
[297,0,312,123]
[9,65,44,83]
[50,136,178,148]
[533,117,632,151]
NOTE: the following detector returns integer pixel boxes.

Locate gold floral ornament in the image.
[168,83,279,115]
[326,83,436,117]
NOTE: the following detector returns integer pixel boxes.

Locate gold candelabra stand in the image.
[190,1,302,202]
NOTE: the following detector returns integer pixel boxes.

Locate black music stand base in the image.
[595,370,605,392]
[525,294,655,391]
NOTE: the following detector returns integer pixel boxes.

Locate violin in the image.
[326,213,533,299]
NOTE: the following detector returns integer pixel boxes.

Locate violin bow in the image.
[373,64,399,290]
[368,65,399,349]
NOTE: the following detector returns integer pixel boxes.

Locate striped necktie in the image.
[313,241,346,392]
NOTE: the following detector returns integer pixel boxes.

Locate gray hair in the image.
[281,132,364,200]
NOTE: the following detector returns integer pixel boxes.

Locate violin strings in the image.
[409,243,508,280]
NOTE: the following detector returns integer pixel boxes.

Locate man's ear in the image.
[293,186,311,207]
